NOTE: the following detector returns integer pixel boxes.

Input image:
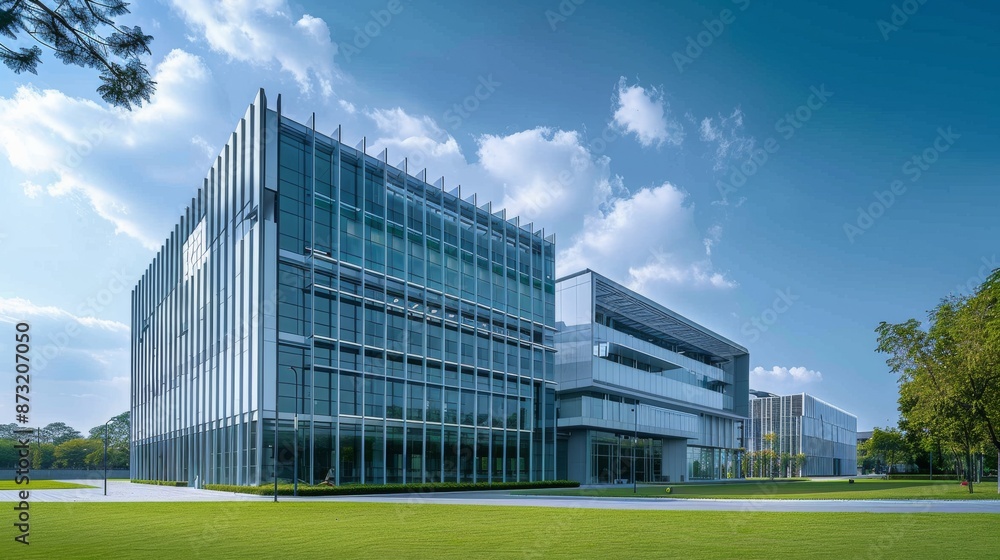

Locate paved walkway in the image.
[1,480,268,502]
[3,481,1000,513]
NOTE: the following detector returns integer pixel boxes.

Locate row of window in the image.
[277,371,535,430]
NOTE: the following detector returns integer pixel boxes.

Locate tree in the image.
[0,439,17,468]
[762,432,779,480]
[780,452,792,478]
[956,269,1000,493]
[866,427,910,479]
[85,443,127,469]
[0,423,19,440]
[53,438,100,468]
[88,411,129,445]
[877,269,1000,493]
[40,422,82,445]
[87,411,129,469]
[0,0,155,109]
[793,453,807,477]
[31,442,55,469]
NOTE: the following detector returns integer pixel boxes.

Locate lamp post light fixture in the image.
[103,417,114,496]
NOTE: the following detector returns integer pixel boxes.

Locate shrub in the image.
[204,480,579,496]
[131,479,188,487]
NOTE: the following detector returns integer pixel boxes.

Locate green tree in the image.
[0,439,17,468]
[85,412,129,469]
[955,270,1000,493]
[88,411,129,446]
[866,427,910,479]
[877,271,1000,492]
[53,438,100,468]
[0,0,155,109]
[780,452,792,478]
[762,433,779,480]
[85,443,127,469]
[31,442,55,469]
[41,422,82,445]
[793,453,807,477]
[0,422,19,440]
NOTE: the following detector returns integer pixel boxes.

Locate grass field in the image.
[0,480,95,490]
[516,479,1000,500]
[5,502,999,558]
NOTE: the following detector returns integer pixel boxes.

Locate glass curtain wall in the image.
[271,115,557,485]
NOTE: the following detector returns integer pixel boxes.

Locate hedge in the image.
[131,479,188,487]
[870,474,998,482]
[204,480,580,496]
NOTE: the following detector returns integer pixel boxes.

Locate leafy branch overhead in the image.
[0,0,155,109]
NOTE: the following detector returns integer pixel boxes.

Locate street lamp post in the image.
[632,404,638,494]
[273,363,279,503]
[290,366,299,498]
[103,417,113,496]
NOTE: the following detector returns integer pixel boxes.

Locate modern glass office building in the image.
[554,270,750,483]
[746,392,857,476]
[131,90,558,486]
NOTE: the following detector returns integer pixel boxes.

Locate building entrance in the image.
[590,433,662,484]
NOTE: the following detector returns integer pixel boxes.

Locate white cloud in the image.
[339,99,357,115]
[0,297,130,430]
[0,297,127,333]
[611,77,683,148]
[367,107,462,159]
[364,110,616,228]
[478,128,614,224]
[363,107,470,190]
[751,366,824,389]
[704,224,723,256]
[169,0,337,97]
[698,108,755,172]
[361,106,732,292]
[558,182,735,291]
[0,49,231,250]
[191,135,216,159]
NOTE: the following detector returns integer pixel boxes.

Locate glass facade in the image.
[554,270,750,484]
[131,90,558,485]
[747,393,858,477]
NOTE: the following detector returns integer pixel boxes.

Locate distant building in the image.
[746,392,857,477]
[554,270,750,484]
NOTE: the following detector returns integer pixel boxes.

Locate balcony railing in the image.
[558,395,699,438]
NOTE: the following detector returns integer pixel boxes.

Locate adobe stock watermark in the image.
[53,118,115,175]
[740,288,799,343]
[877,0,928,41]
[953,255,999,295]
[442,75,501,130]
[338,0,404,63]
[717,85,833,202]
[843,126,959,243]
[545,0,586,31]
[673,0,750,73]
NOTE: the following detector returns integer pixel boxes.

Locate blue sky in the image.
[0,0,997,434]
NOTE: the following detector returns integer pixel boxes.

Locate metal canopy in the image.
[591,274,747,360]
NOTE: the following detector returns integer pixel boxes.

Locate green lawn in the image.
[5,503,999,558]
[0,480,95,490]
[516,479,1000,500]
